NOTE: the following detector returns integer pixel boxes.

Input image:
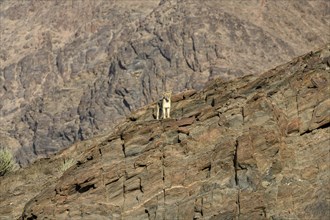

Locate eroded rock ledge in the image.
[16,45,330,219]
[1,0,329,165]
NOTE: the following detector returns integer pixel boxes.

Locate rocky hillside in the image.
[0,0,329,165]
[1,44,329,219]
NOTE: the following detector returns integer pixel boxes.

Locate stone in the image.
[286,117,301,135]
[0,1,330,219]
[0,0,329,166]
[0,45,326,219]
[309,99,330,130]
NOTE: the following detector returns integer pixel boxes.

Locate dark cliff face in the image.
[0,0,329,165]
[0,45,328,219]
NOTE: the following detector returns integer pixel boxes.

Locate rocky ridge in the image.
[0,44,328,219]
[0,0,329,165]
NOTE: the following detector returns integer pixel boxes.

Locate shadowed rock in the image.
[0,0,329,165]
[0,44,328,219]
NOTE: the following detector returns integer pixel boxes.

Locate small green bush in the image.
[0,149,16,176]
[60,158,76,173]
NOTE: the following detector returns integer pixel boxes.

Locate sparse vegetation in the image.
[60,158,76,173]
[0,149,17,176]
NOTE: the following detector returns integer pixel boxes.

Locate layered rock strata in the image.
[0,0,329,164]
[11,45,329,219]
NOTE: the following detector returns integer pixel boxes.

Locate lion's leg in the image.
[156,104,160,120]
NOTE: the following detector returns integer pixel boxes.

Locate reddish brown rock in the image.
[1,0,329,166]
[1,42,330,220]
[309,99,330,130]
[287,117,301,135]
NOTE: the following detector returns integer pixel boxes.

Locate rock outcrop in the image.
[0,0,329,165]
[0,45,328,219]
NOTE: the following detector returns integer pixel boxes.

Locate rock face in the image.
[0,45,326,219]
[0,0,329,165]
